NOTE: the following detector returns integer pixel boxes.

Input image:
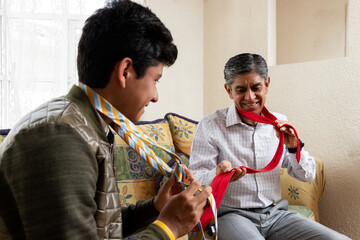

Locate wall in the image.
[203,0,269,115]
[268,58,360,240]
[268,1,360,237]
[202,0,360,238]
[276,0,347,64]
[142,0,204,121]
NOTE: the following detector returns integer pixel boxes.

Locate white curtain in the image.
[0,0,106,129]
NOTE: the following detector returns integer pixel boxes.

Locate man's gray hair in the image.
[224,53,268,87]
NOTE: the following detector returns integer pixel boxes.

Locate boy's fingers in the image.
[183,181,202,196]
[193,185,212,205]
[162,174,175,190]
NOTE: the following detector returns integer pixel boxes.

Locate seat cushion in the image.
[288,204,315,220]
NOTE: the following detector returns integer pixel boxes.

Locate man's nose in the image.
[244,89,255,100]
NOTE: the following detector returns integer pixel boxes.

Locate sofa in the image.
[0,112,326,239]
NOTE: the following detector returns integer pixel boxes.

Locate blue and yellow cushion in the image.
[0,135,5,144]
[165,113,198,157]
[114,118,175,207]
[0,129,10,144]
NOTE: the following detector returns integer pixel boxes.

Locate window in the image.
[0,0,106,129]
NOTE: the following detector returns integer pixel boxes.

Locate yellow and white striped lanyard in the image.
[78,82,218,240]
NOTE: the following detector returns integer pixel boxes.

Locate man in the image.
[189,53,350,239]
[0,1,211,239]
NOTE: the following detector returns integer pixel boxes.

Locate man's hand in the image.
[274,120,298,148]
[216,160,246,182]
[156,180,212,238]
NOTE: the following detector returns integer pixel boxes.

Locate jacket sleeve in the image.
[121,198,159,237]
[140,223,172,240]
[0,124,99,239]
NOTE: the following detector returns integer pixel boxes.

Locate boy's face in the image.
[121,63,163,123]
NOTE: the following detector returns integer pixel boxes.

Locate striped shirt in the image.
[189,104,316,209]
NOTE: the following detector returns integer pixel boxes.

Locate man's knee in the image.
[218,213,263,240]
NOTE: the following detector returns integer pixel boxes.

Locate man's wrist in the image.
[288,139,305,153]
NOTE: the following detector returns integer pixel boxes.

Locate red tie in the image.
[199,106,301,229]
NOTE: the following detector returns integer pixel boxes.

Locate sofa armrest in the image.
[280,157,326,221]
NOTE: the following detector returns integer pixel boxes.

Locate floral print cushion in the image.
[280,158,325,222]
[0,135,6,144]
[0,129,10,144]
[114,118,175,207]
[165,113,198,157]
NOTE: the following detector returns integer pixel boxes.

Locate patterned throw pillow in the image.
[114,119,175,207]
[0,129,10,145]
[165,113,198,157]
[280,158,325,222]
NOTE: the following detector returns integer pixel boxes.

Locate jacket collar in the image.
[65,85,108,142]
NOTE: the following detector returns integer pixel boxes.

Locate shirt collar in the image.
[225,103,265,128]
[225,103,242,127]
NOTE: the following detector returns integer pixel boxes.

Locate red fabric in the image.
[199,106,301,228]
[198,170,236,230]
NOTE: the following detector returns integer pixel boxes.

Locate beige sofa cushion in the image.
[280,158,325,221]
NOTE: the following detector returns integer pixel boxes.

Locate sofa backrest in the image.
[0,113,325,222]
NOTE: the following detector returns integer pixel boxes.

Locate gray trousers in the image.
[217,199,351,240]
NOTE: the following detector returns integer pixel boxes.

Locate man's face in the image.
[225,72,270,115]
[121,63,163,123]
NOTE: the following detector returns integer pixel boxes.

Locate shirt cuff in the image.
[153,220,175,240]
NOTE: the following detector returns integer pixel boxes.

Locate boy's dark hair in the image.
[77,0,178,88]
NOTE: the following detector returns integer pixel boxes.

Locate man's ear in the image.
[265,76,270,94]
[224,83,233,100]
[116,58,133,88]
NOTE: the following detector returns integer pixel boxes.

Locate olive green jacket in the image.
[0,85,170,240]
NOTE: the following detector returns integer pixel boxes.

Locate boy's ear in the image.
[116,58,133,88]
